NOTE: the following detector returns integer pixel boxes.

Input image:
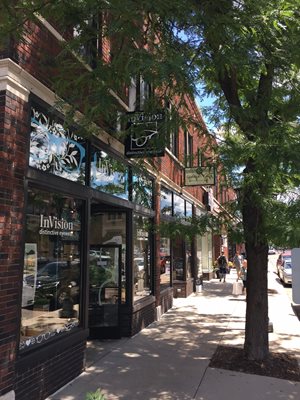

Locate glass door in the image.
[88,244,122,338]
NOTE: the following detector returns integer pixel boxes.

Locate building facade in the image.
[0,14,236,400]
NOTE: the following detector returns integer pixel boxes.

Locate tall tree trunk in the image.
[242,188,269,360]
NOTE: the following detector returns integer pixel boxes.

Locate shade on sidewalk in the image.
[47,260,300,400]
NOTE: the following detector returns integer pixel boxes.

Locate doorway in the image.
[88,244,122,338]
[88,207,126,338]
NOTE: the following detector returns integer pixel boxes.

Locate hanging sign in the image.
[125,111,166,158]
[184,166,215,186]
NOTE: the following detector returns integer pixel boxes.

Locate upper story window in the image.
[90,147,129,200]
[128,75,153,111]
[73,15,100,69]
[30,104,86,184]
[185,130,193,167]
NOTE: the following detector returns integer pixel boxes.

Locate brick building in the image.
[0,12,237,400]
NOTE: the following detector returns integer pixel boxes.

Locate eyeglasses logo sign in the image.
[125,111,166,158]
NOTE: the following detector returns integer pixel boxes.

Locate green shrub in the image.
[85,389,106,400]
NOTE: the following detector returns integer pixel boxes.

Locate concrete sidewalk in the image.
[47,264,300,400]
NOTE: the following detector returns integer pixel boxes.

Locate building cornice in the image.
[0,58,45,102]
[0,58,124,154]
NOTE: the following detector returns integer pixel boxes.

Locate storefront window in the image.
[20,188,82,350]
[133,215,151,301]
[132,170,153,209]
[173,238,184,281]
[30,105,86,184]
[160,237,171,289]
[186,201,193,218]
[186,241,192,278]
[174,194,185,217]
[89,207,126,304]
[90,148,128,200]
[160,187,172,215]
[196,235,203,278]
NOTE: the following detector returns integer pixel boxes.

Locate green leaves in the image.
[85,389,106,400]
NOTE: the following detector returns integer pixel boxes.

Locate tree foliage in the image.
[2,0,300,361]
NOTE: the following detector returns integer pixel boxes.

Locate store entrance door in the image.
[88,244,122,338]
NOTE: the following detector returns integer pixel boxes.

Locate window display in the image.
[20,188,82,350]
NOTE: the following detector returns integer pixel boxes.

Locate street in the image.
[268,253,299,320]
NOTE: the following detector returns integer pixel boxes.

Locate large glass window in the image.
[133,215,151,301]
[20,188,82,351]
[30,105,86,183]
[173,194,185,217]
[160,237,171,289]
[186,241,192,278]
[90,148,128,199]
[132,169,153,209]
[185,131,193,167]
[185,201,193,218]
[173,238,184,281]
[89,207,126,304]
[160,187,172,215]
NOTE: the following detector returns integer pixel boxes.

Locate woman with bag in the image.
[239,259,248,294]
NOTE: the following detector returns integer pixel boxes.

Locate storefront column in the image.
[0,89,29,397]
[154,181,161,307]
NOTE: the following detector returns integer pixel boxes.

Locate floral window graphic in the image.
[30,107,86,183]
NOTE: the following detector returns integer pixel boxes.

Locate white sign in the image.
[292,248,300,304]
[184,167,215,186]
[39,214,74,236]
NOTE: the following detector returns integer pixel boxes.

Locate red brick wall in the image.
[0,90,29,396]
[15,339,86,400]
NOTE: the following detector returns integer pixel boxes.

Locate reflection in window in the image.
[160,187,172,215]
[90,148,128,200]
[89,209,126,304]
[186,202,193,218]
[173,238,184,281]
[20,188,82,351]
[160,237,171,289]
[174,194,185,217]
[186,241,192,278]
[30,106,86,184]
[133,215,151,301]
[132,170,153,209]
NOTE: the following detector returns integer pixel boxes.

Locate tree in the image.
[2,0,300,361]
[164,0,300,360]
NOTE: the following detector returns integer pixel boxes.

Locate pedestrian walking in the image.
[239,259,248,294]
[217,251,228,282]
[232,251,243,280]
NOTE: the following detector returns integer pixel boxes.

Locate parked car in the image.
[268,247,276,255]
[276,250,291,274]
[24,261,80,310]
[278,260,292,285]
